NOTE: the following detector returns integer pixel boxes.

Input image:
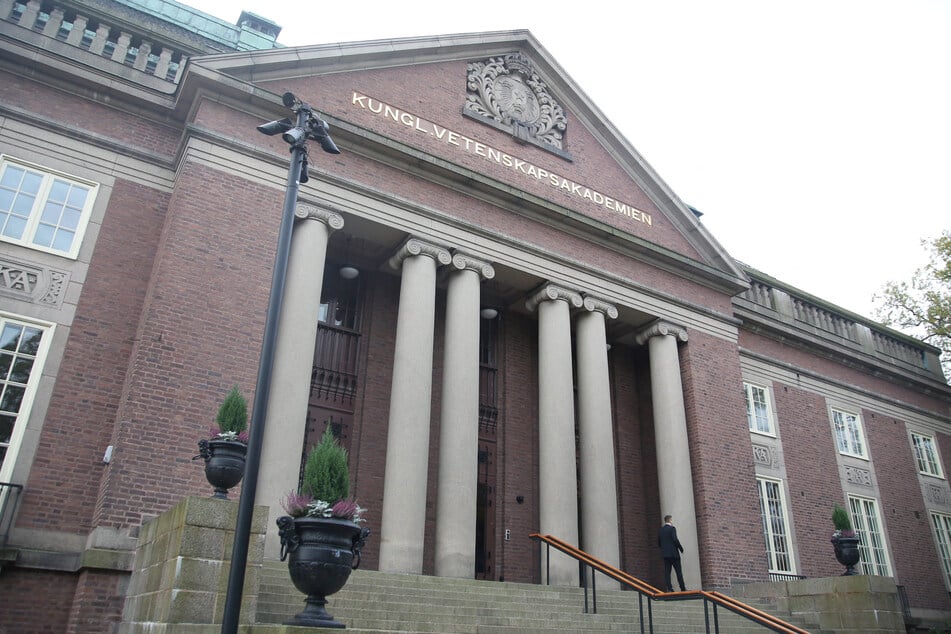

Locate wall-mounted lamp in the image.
[480,307,499,320]
[516,495,524,504]
[338,235,359,279]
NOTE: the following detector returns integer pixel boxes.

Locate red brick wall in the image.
[90,161,281,528]
[18,180,168,534]
[613,344,656,581]
[679,332,765,588]
[773,382,846,577]
[496,312,540,583]
[0,71,180,158]
[0,568,76,633]
[65,570,127,634]
[867,413,950,610]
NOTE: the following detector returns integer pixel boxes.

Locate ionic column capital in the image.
[294,202,345,231]
[634,320,688,346]
[525,283,584,312]
[387,237,452,271]
[449,252,495,280]
[582,295,618,319]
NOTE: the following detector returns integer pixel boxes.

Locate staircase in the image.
[257,563,809,633]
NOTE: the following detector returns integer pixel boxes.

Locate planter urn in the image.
[196,439,247,499]
[831,534,861,575]
[277,515,369,628]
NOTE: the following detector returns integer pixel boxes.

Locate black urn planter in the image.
[831,534,861,576]
[277,515,370,628]
[195,439,247,499]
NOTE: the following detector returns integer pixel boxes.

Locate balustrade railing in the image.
[0,482,23,548]
[3,0,187,82]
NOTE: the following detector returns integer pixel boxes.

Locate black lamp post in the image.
[220,91,340,634]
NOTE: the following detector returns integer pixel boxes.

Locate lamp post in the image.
[220,91,340,634]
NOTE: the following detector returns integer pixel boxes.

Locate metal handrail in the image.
[0,482,24,549]
[530,533,810,634]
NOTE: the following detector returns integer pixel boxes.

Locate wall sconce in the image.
[339,235,359,279]
[516,495,524,504]
[480,307,499,320]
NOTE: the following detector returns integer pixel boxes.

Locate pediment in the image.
[187,30,748,294]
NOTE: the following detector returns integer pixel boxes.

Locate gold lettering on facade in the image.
[351,92,652,227]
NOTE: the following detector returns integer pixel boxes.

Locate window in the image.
[912,432,943,477]
[0,156,97,258]
[744,382,775,435]
[932,512,951,588]
[832,408,867,458]
[848,495,891,576]
[0,316,50,475]
[756,478,795,573]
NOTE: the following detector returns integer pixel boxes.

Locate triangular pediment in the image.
[186,30,748,295]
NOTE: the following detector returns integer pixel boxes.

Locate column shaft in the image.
[379,242,449,573]
[434,267,482,578]
[645,329,701,589]
[257,205,341,559]
[532,287,581,586]
[576,306,620,582]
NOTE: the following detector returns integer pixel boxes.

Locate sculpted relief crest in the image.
[465,52,568,155]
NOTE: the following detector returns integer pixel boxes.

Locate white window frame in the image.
[744,381,776,436]
[832,407,867,459]
[756,477,796,574]
[911,431,944,478]
[0,313,54,483]
[848,494,892,576]
[0,155,98,259]
[931,512,951,590]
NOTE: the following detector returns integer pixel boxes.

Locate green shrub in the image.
[302,429,350,503]
[832,503,852,531]
[215,386,248,434]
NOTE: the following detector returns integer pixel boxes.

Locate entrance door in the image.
[476,439,496,579]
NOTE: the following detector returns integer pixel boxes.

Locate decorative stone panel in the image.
[0,256,70,308]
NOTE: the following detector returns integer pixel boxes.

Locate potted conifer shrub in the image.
[195,386,249,499]
[831,503,861,575]
[277,428,369,628]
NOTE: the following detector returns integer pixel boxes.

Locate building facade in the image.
[1,1,949,631]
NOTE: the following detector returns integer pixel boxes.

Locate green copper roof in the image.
[121,0,283,51]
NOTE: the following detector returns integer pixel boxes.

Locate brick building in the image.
[1,0,949,631]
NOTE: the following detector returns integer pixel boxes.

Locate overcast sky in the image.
[184,0,950,323]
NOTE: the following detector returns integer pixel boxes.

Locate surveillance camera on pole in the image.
[222,90,342,634]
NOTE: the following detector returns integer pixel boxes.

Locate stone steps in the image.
[256,563,803,633]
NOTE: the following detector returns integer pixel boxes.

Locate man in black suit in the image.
[657,514,686,592]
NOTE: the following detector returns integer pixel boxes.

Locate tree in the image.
[873,230,951,382]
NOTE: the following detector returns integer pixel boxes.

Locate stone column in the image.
[526,284,583,586]
[435,253,495,578]
[257,204,342,560]
[379,238,452,573]
[635,320,701,589]
[576,296,621,583]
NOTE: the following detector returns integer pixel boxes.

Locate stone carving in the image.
[449,252,495,281]
[387,237,452,271]
[582,295,619,319]
[294,202,345,231]
[752,444,772,467]
[844,465,873,487]
[0,257,70,308]
[465,52,567,151]
[928,484,951,507]
[634,320,689,346]
[525,283,583,312]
